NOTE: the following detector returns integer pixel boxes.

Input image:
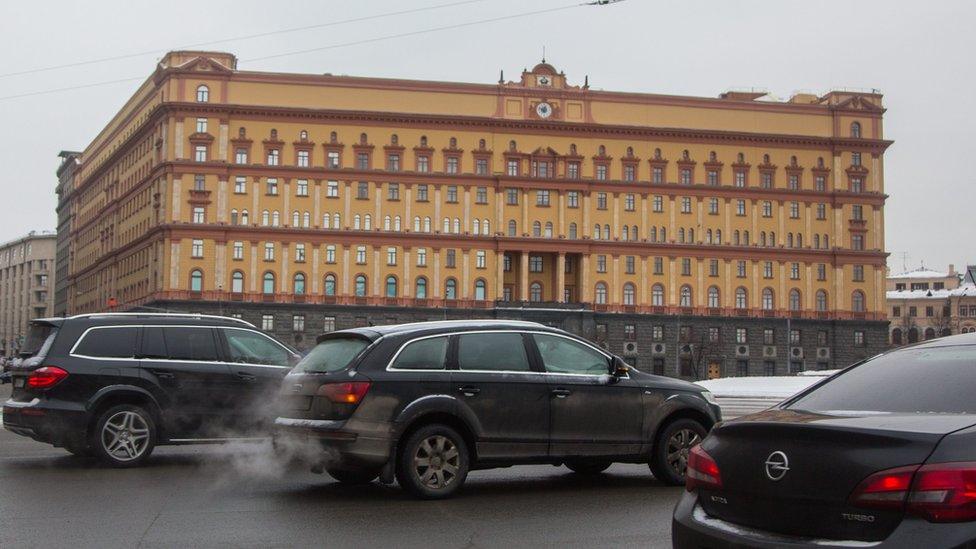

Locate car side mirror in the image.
[610,356,630,377]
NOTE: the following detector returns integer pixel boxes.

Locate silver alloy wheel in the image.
[101,411,151,462]
[413,435,460,490]
[666,428,702,478]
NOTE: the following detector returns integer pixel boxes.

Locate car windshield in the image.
[788,344,976,414]
[19,323,57,358]
[292,337,370,373]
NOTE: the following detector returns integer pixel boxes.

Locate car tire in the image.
[326,468,379,485]
[565,460,612,475]
[90,404,156,468]
[650,418,707,485]
[396,424,469,499]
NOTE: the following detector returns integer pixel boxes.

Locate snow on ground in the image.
[696,371,838,399]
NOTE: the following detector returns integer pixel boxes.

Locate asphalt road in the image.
[0,386,685,549]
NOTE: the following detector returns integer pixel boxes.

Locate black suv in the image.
[274,320,721,498]
[3,313,298,466]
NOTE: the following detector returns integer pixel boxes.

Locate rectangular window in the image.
[193,174,205,190]
[763,262,774,278]
[232,241,244,260]
[267,149,279,166]
[446,186,458,203]
[625,194,635,211]
[817,203,826,220]
[595,164,608,180]
[763,329,775,345]
[295,243,306,262]
[789,174,799,190]
[791,263,800,280]
[387,247,397,266]
[852,204,863,220]
[761,172,773,189]
[852,152,862,166]
[625,256,635,274]
[506,188,519,205]
[507,159,520,176]
[357,182,368,200]
[596,192,607,210]
[476,186,488,204]
[356,246,367,264]
[853,265,865,282]
[416,184,429,201]
[736,328,747,344]
[387,154,400,172]
[680,168,691,185]
[762,201,773,217]
[852,234,865,250]
[234,176,247,194]
[529,255,544,273]
[681,258,692,276]
[191,239,204,258]
[709,198,719,215]
[476,250,486,269]
[623,164,635,181]
[652,166,664,184]
[327,151,340,169]
[536,190,550,206]
[387,183,400,201]
[567,161,580,179]
[654,257,664,275]
[737,261,747,278]
[293,315,305,332]
[266,178,279,195]
[707,170,718,185]
[446,249,457,268]
[790,329,801,345]
[297,150,310,168]
[892,306,901,317]
[417,248,427,267]
[503,255,512,272]
[709,259,719,277]
[736,200,746,216]
[681,197,692,214]
[709,327,720,343]
[264,243,275,261]
[854,330,865,346]
[734,171,746,187]
[296,179,308,196]
[194,145,207,162]
[817,264,827,281]
[262,315,274,331]
[790,202,800,219]
[192,207,205,224]
[326,180,339,197]
[235,148,248,164]
[325,245,336,264]
[653,326,664,341]
[356,152,369,170]
[818,331,828,347]
[196,118,207,133]
[475,158,488,175]
[596,255,607,273]
[567,191,579,208]
[446,156,459,174]
[815,175,826,192]
[624,324,636,341]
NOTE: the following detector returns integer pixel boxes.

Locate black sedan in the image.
[673,332,976,548]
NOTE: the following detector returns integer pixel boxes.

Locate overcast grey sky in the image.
[1,0,972,273]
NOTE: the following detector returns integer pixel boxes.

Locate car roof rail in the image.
[66,312,255,328]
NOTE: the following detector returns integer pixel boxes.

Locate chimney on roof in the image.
[949,264,956,276]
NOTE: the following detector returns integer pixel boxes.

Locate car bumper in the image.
[272,417,392,470]
[2,397,88,447]
[672,491,976,548]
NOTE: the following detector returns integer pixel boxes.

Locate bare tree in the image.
[930,298,953,338]
[686,331,720,381]
[894,310,916,346]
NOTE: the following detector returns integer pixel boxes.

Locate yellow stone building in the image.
[58,51,891,376]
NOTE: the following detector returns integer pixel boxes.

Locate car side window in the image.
[392,336,448,370]
[222,329,291,366]
[163,327,219,361]
[141,327,168,359]
[533,334,609,376]
[74,327,139,358]
[457,333,531,372]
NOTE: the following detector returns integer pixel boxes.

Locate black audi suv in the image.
[273,319,721,498]
[673,332,976,547]
[3,313,299,466]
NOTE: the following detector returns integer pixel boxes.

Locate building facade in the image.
[0,231,56,356]
[55,150,81,317]
[887,265,976,345]
[59,51,891,378]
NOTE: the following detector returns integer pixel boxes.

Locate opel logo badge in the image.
[764,451,790,481]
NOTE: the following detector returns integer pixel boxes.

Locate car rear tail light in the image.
[316,381,371,404]
[850,462,976,522]
[686,445,722,492]
[27,366,68,389]
[849,465,919,509]
[906,462,976,522]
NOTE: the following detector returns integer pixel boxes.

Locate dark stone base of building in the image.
[143,300,889,380]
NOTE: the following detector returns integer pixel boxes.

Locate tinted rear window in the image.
[789,345,976,414]
[74,327,139,358]
[20,323,57,358]
[293,337,369,374]
[391,337,448,370]
[458,333,531,372]
[163,327,219,361]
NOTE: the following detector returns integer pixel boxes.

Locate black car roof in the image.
[318,319,558,343]
[33,313,256,329]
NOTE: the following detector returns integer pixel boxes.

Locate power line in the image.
[0,0,489,79]
[0,0,624,102]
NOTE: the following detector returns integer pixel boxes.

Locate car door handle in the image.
[551,388,571,398]
[237,372,257,382]
[458,386,480,397]
[151,369,175,380]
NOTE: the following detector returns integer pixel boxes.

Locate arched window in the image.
[632,225,638,241]
[598,145,607,156]
[734,230,740,245]
[851,290,866,313]
[850,121,862,138]
[231,271,244,293]
[924,327,936,340]
[715,229,722,245]
[230,209,239,225]
[384,216,391,231]
[650,226,657,242]
[508,220,517,237]
[424,217,431,232]
[359,133,368,144]
[789,289,801,311]
[293,273,306,295]
[330,131,338,143]
[413,216,421,232]
[394,216,401,231]
[908,327,919,343]
[544,222,553,238]
[390,133,398,145]
[443,217,450,233]
[595,282,608,305]
[787,233,794,248]
[385,276,398,298]
[479,138,486,149]
[449,137,457,148]
[654,147,662,159]
[815,290,828,311]
[333,213,341,229]
[474,279,487,301]
[509,140,517,151]
[482,219,490,235]
[814,234,821,249]
[623,226,630,241]
[652,284,665,306]
[453,218,460,233]
[240,210,249,225]
[262,210,270,226]
[472,219,480,235]
[679,285,693,307]
[189,269,203,292]
[762,288,775,310]
[529,282,543,302]
[415,277,428,299]
[743,231,750,246]
[196,85,209,102]
[623,283,636,305]
[705,229,712,244]
[354,275,367,297]
[678,228,685,243]
[300,130,308,141]
[292,211,300,227]
[354,214,362,230]
[569,222,577,239]
[688,228,695,243]
[365,214,372,231]
[759,232,766,246]
[594,224,601,240]
[708,286,720,308]
[891,328,903,345]
[303,212,310,228]
[532,221,542,237]
[271,210,280,226]
[262,272,275,294]
[324,274,336,296]
[603,225,610,240]
[735,287,748,309]
[420,135,428,147]
[445,278,457,299]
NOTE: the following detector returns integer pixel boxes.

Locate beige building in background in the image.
[0,231,56,356]
[886,265,976,345]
